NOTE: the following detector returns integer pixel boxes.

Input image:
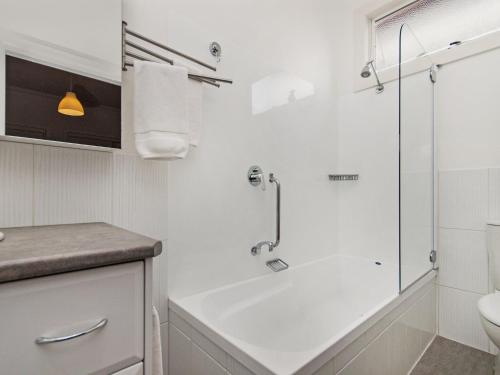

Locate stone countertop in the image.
[0,223,162,283]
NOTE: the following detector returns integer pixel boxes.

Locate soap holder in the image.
[329,174,359,181]
[266,259,289,272]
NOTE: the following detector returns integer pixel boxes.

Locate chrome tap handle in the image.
[248,166,266,191]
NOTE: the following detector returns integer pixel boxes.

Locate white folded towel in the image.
[152,306,163,375]
[133,61,190,160]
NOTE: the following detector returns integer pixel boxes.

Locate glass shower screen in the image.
[399,24,435,291]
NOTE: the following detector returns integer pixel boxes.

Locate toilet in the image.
[478,223,500,373]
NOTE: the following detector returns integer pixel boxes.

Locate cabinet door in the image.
[0,262,144,375]
[0,0,122,83]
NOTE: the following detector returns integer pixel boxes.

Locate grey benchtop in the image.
[0,222,162,283]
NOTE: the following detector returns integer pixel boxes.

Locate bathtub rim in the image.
[169,263,437,375]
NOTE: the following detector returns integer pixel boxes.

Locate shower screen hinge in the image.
[429,65,438,84]
[429,249,437,264]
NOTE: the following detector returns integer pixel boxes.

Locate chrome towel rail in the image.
[122,21,233,87]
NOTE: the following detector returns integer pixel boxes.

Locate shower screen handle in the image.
[269,173,280,249]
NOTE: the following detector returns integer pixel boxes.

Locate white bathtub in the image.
[169,255,435,375]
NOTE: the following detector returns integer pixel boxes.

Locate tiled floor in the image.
[411,336,495,375]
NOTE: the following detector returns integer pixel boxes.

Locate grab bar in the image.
[269,173,280,250]
[250,171,281,256]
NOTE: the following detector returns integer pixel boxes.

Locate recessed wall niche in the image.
[5,56,121,148]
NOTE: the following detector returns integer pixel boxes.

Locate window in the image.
[373,0,500,70]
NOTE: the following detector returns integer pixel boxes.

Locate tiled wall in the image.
[0,139,170,364]
[438,168,499,353]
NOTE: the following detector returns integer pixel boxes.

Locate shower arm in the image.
[369,61,384,92]
[269,173,281,249]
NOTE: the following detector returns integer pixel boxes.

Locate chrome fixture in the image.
[269,173,281,249]
[122,21,233,88]
[210,41,222,62]
[252,241,274,256]
[248,165,265,190]
[35,318,108,345]
[360,60,384,94]
[250,170,281,256]
[329,174,359,181]
[266,259,289,272]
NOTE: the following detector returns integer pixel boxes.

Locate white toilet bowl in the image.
[478,223,500,374]
[479,293,500,373]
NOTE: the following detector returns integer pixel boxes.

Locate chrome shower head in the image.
[360,60,384,94]
[360,63,372,78]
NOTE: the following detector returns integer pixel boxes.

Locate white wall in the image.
[165,0,342,299]
[336,80,399,265]
[334,0,400,267]
[436,47,500,353]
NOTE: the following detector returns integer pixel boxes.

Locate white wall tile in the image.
[225,356,254,375]
[112,154,168,240]
[314,360,334,375]
[161,322,169,375]
[490,340,499,356]
[439,169,488,230]
[168,324,192,375]
[192,343,227,375]
[0,141,33,227]
[159,240,168,323]
[438,285,489,352]
[152,254,161,311]
[336,348,368,375]
[489,168,500,222]
[438,228,488,294]
[336,284,436,375]
[33,146,112,225]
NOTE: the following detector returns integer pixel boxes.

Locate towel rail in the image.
[122,21,232,87]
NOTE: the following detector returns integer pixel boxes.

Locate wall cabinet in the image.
[0,0,123,149]
[0,0,122,83]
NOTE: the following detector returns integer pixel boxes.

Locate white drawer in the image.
[0,262,144,375]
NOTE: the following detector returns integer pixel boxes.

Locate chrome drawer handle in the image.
[35,318,108,345]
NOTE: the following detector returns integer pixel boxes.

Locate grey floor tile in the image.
[411,336,495,375]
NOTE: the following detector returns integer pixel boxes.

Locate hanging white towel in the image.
[152,306,163,375]
[133,61,190,160]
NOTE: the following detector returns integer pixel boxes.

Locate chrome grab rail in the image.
[35,318,108,345]
[251,173,281,255]
[269,173,280,249]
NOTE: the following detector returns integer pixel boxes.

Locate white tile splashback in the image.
[0,142,168,243]
[438,285,489,352]
[33,145,113,225]
[0,141,33,228]
[489,168,500,222]
[438,228,488,294]
[112,154,168,241]
[439,169,488,231]
[437,167,500,352]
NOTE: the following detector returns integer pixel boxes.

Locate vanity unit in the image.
[0,223,161,375]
